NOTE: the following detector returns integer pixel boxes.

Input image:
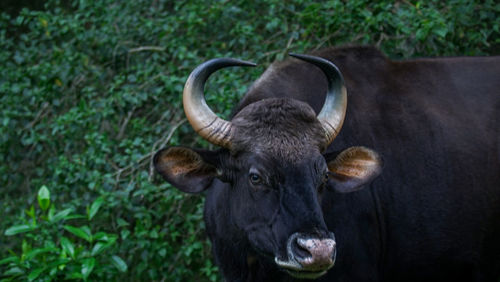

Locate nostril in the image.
[291,237,312,261]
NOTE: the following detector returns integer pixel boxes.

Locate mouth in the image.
[275,256,333,279]
[283,268,328,279]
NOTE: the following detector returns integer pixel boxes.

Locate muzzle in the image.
[275,232,337,279]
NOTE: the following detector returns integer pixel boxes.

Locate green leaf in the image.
[116,218,129,227]
[434,26,448,38]
[22,239,30,254]
[46,258,71,269]
[63,225,92,242]
[25,247,58,260]
[60,237,75,259]
[91,242,108,256]
[51,208,74,222]
[25,205,36,220]
[28,267,46,281]
[4,266,24,275]
[93,232,109,241]
[416,28,427,41]
[88,197,104,220]
[81,257,95,280]
[0,256,18,265]
[67,272,83,279]
[94,232,117,243]
[47,205,55,221]
[37,185,51,211]
[110,255,128,273]
[62,214,87,220]
[5,224,34,236]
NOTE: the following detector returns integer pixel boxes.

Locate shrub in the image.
[2,186,126,280]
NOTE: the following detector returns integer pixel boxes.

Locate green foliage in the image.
[0,0,498,281]
[2,186,126,281]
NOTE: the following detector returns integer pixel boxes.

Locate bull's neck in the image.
[321,186,385,280]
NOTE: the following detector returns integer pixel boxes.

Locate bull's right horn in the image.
[183,58,256,149]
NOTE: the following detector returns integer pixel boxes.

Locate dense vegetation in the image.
[1,0,498,280]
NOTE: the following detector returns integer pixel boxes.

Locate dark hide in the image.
[233,46,500,281]
[156,46,500,281]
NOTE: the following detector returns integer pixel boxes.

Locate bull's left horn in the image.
[183,58,256,148]
[289,53,347,146]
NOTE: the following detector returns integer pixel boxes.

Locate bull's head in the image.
[154,54,381,279]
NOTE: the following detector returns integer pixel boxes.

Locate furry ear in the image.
[326,146,382,193]
[153,147,221,193]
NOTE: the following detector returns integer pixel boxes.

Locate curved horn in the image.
[183,58,256,148]
[289,53,347,146]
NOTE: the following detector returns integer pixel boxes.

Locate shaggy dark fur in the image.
[231,98,325,161]
[155,46,500,282]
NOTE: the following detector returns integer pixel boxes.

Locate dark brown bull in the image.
[154,46,500,281]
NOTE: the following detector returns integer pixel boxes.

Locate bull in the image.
[154,46,500,281]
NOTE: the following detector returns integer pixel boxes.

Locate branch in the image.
[116,107,136,140]
[126,46,166,69]
[128,46,166,53]
[111,118,186,182]
[24,102,50,130]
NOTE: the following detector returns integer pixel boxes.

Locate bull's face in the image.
[153,54,382,279]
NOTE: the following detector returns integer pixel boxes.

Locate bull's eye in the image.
[249,173,262,185]
[323,172,329,183]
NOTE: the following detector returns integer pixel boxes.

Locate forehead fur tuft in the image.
[231,98,325,161]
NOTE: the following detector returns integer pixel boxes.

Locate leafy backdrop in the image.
[1,0,498,280]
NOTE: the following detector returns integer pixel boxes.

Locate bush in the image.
[1,0,498,280]
[2,186,126,280]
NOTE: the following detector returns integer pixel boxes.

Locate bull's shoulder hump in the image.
[313,45,389,64]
